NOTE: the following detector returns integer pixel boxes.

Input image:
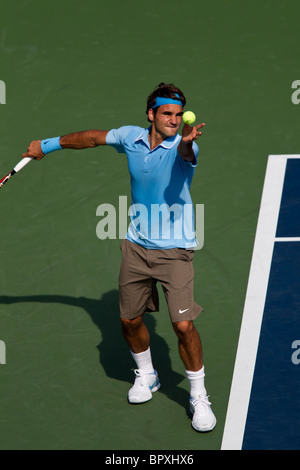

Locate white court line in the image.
[275,237,300,242]
[221,155,300,450]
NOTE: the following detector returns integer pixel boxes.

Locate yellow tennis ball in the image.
[182,111,196,125]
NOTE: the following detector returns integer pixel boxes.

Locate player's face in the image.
[149,104,183,139]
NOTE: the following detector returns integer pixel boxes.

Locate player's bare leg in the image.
[121,315,150,353]
[172,320,203,371]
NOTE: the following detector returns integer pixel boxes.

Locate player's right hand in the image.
[22,140,45,160]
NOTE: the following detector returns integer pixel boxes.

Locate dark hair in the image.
[146,82,186,119]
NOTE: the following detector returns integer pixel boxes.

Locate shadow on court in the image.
[0,291,189,413]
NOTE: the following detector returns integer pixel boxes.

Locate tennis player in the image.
[23,83,216,432]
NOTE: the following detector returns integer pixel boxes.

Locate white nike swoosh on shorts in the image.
[179,308,190,314]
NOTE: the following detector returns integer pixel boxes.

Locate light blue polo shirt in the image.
[106,125,199,249]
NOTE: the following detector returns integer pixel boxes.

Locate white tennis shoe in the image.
[190,394,217,432]
[128,369,161,404]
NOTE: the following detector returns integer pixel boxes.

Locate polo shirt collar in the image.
[135,126,180,150]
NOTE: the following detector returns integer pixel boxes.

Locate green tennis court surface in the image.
[1,0,300,450]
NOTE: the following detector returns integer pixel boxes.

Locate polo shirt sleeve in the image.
[105,126,134,153]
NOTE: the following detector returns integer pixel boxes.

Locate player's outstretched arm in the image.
[22,130,109,160]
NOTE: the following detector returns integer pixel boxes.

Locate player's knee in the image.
[121,315,143,334]
[172,320,195,338]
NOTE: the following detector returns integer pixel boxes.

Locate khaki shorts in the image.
[119,239,203,323]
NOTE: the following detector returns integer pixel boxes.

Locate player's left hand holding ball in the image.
[181,111,205,144]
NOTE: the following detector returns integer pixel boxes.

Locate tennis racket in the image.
[0,157,32,189]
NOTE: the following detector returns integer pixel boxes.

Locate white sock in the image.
[186,366,207,398]
[130,347,155,374]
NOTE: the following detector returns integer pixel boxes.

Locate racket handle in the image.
[14,157,32,173]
